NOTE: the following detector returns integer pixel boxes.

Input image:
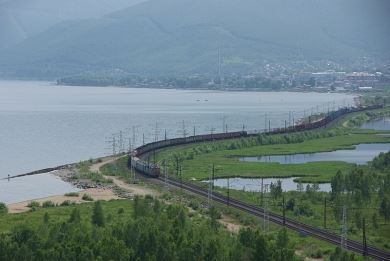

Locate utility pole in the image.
[182,120,187,138]
[324,197,327,229]
[282,195,286,226]
[227,177,230,207]
[164,160,168,191]
[132,126,136,149]
[264,113,267,132]
[262,184,269,233]
[341,205,348,250]
[363,218,367,256]
[112,135,117,155]
[269,120,271,132]
[128,136,132,153]
[212,164,215,189]
[222,115,226,133]
[142,133,145,145]
[165,129,167,140]
[176,157,179,176]
[261,178,264,206]
[292,116,295,129]
[217,46,222,82]
[208,167,213,209]
[119,130,124,153]
[179,165,183,190]
[193,126,196,136]
[154,122,159,142]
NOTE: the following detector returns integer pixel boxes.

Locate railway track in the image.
[159,176,390,261]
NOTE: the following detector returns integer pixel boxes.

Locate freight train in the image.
[131,105,382,178]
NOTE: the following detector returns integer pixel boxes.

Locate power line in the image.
[341,205,348,250]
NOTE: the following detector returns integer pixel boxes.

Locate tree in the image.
[0,202,8,214]
[69,208,81,223]
[91,201,105,227]
[380,195,390,222]
[286,198,295,211]
[43,212,50,224]
[133,195,146,219]
[297,181,304,192]
[330,247,357,261]
[274,228,294,261]
[253,233,268,261]
[270,180,282,200]
[372,213,379,230]
[209,206,220,231]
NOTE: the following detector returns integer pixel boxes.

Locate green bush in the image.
[42,201,55,208]
[0,202,8,214]
[61,200,75,206]
[82,194,94,201]
[188,200,199,210]
[65,192,79,197]
[27,201,40,208]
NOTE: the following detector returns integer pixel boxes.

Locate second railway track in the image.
[159,176,390,261]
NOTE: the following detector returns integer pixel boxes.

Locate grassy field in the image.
[0,200,133,233]
[156,129,390,183]
[151,107,390,250]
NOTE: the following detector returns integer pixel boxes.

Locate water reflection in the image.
[239,143,390,165]
[204,177,331,192]
[361,117,390,131]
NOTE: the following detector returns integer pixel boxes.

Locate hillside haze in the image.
[0,0,389,78]
[0,0,147,49]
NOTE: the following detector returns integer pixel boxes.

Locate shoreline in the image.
[6,155,159,213]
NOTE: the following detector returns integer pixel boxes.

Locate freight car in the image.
[131,105,383,178]
[132,131,246,177]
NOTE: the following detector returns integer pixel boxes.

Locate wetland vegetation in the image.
[154,107,390,250]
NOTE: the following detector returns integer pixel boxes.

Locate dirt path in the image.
[89,156,119,173]
[7,156,156,214]
[90,156,159,197]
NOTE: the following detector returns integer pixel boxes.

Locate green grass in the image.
[73,161,113,183]
[150,107,390,251]
[0,200,132,233]
[100,156,131,180]
[156,132,390,183]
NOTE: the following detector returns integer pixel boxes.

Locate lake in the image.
[204,177,331,192]
[239,143,390,165]
[0,80,353,203]
[361,117,390,131]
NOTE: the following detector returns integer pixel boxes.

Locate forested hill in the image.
[0,0,389,78]
[0,0,146,49]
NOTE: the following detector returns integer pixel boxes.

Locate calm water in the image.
[0,172,80,204]
[239,143,390,165]
[204,177,331,192]
[361,117,390,131]
[0,81,353,203]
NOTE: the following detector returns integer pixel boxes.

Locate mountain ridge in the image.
[1,0,389,78]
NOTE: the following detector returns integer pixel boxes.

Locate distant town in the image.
[57,59,390,92]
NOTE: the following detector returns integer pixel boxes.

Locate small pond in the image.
[239,143,390,165]
[203,177,331,192]
[361,117,390,131]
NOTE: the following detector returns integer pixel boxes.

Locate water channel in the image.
[239,143,390,165]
